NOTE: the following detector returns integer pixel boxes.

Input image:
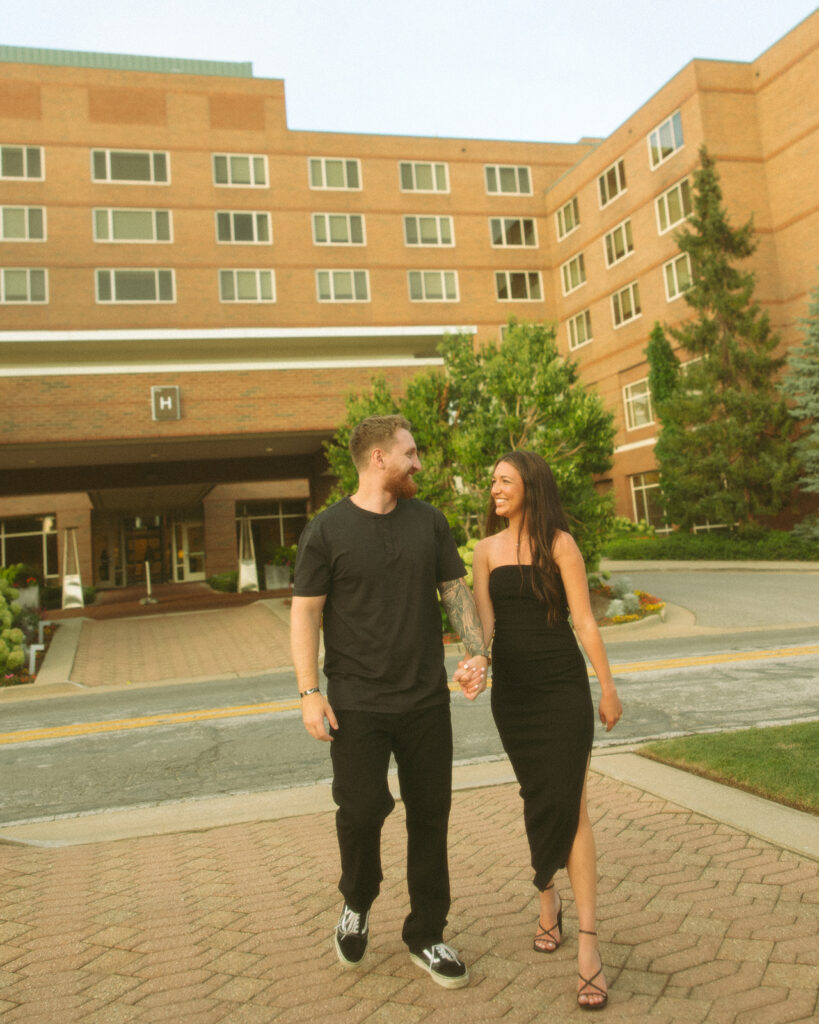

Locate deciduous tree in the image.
[323,321,616,566]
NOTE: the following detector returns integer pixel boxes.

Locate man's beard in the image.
[385,469,418,500]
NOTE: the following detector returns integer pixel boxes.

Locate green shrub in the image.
[602,530,818,561]
[207,571,239,593]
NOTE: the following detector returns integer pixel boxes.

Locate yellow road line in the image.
[1,645,816,747]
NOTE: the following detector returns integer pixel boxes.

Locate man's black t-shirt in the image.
[293,496,465,713]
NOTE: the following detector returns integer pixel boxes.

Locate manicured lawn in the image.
[639,720,819,814]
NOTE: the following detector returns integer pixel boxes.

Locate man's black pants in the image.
[330,703,453,951]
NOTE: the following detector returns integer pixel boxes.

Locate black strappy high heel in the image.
[533,882,562,953]
[577,929,608,1010]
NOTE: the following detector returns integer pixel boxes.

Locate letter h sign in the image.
[151,386,181,421]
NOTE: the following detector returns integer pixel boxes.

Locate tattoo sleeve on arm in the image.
[439,578,489,657]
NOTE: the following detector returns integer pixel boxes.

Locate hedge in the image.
[602,531,818,561]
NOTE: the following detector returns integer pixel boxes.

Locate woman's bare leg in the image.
[565,775,608,1007]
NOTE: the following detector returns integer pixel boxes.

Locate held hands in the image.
[301,692,338,742]
[598,689,623,732]
[453,655,489,701]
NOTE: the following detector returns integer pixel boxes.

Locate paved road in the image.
[2,627,817,825]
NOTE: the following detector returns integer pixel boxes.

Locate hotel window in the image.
[664,253,692,300]
[556,197,580,240]
[313,213,365,245]
[656,177,692,234]
[1,206,45,241]
[309,157,361,190]
[316,269,369,302]
[649,110,684,169]
[623,378,654,430]
[612,281,642,327]
[96,268,174,303]
[490,217,537,247]
[495,271,542,301]
[219,269,275,302]
[404,215,453,246]
[0,513,58,580]
[567,309,593,351]
[93,209,171,242]
[408,270,458,302]
[215,211,271,244]
[630,471,666,530]
[603,219,634,267]
[213,153,267,188]
[485,165,532,195]
[1,268,47,303]
[561,253,586,295]
[598,158,626,207]
[1,145,43,180]
[399,161,448,192]
[92,149,168,184]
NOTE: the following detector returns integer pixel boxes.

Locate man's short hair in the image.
[349,414,412,470]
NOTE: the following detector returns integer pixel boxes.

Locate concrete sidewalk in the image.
[1,572,817,1021]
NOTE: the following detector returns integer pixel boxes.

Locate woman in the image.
[457,451,622,1010]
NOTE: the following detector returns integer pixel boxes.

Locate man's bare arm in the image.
[439,578,490,659]
[290,594,338,741]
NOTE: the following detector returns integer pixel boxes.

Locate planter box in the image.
[264,565,290,591]
[16,585,40,611]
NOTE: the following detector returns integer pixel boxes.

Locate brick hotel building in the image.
[0,11,817,590]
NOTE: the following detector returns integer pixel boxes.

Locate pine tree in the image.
[781,283,819,538]
[652,146,797,530]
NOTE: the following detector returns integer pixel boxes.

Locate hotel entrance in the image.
[93,511,206,588]
[172,520,205,582]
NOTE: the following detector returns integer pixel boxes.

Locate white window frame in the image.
[663,253,692,301]
[630,471,669,532]
[219,269,275,303]
[91,149,169,185]
[408,270,459,302]
[312,213,366,246]
[215,211,272,245]
[212,153,268,188]
[0,145,44,181]
[403,215,454,247]
[567,309,593,351]
[649,110,684,170]
[315,269,370,302]
[490,217,538,248]
[598,158,626,208]
[0,206,46,241]
[399,161,449,193]
[95,268,175,304]
[560,253,586,296]
[555,196,580,240]
[612,281,642,328]
[603,218,634,268]
[308,157,362,191]
[656,177,692,235]
[495,271,543,301]
[485,164,532,195]
[0,267,47,303]
[623,378,654,431]
[93,208,172,243]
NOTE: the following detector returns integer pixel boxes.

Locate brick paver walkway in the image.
[1,771,816,1022]
[69,604,293,687]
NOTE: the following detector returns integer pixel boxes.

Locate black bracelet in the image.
[299,687,321,698]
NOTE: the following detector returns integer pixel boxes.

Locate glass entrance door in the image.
[172,521,205,582]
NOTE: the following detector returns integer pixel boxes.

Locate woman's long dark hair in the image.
[486,451,571,621]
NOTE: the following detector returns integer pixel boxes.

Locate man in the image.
[290,415,489,989]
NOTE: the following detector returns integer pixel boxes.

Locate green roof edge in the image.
[0,44,253,78]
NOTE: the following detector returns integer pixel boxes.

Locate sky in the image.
[7,0,818,143]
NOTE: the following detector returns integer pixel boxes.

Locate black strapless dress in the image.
[489,564,594,890]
